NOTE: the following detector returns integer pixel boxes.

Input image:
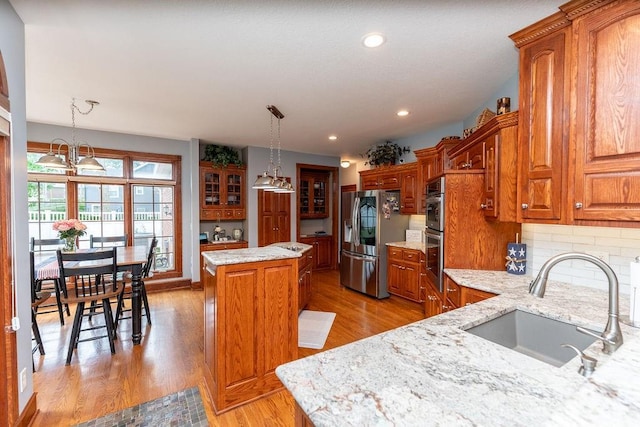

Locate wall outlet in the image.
[20,367,27,393]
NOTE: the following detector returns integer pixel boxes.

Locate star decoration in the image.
[508,248,517,257]
[518,248,526,257]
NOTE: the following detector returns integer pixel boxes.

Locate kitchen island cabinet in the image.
[277,269,640,426]
[202,246,299,413]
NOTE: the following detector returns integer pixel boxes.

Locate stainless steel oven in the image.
[424,228,444,292]
[426,176,444,232]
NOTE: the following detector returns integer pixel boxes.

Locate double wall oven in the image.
[425,177,445,292]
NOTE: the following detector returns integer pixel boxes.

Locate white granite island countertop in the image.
[276,269,640,426]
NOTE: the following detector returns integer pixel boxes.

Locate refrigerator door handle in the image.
[352,196,360,247]
[342,251,376,262]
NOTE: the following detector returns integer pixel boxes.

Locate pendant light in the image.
[252,105,295,193]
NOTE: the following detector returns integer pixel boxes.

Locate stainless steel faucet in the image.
[529,252,623,354]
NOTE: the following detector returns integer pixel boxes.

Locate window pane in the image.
[132,185,174,271]
[77,183,125,248]
[28,181,68,241]
[77,158,124,177]
[27,152,66,174]
[132,161,173,180]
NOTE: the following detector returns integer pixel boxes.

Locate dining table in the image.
[34,245,150,345]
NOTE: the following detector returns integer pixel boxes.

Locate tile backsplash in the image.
[522,223,640,295]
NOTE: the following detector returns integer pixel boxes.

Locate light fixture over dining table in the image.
[252,104,295,193]
[36,98,105,172]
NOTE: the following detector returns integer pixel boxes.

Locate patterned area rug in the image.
[75,387,208,427]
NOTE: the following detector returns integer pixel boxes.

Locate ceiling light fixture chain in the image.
[35,97,105,172]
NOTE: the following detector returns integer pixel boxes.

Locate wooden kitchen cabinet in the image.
[203,257,298,413]
[198,240,248,288]
[511,20,569,223]
[511,1,640,226]
[460,286,497,306]
[298,247,313,312]
[359,167,400,190]
[569,1,640,223]
[299,235,332,270]
[446,113,519,222]
[400,166,418,214]
[258,190,291,246]
[200,162,246,220]
[387,246,422,303]
[423,283,443,318]
[415,140,458,214]
[299,171,329,219]
[443,274,461,309]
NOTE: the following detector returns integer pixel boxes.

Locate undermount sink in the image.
[465,310,598,367]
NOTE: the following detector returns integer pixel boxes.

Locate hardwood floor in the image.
[32,269,425,426]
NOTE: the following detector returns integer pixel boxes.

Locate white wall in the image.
[1,0,31,411]
[522,223,640,295]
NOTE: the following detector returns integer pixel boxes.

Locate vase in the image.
[63,237,77,252]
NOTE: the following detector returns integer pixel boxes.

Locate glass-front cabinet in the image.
[200,162,246,220]
[299,171,329,219]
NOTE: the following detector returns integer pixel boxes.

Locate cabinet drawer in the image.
[402,249,420,262]
[388,246,403,261]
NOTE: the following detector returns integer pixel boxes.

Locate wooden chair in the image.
[30,251,51,369]
[90,234,129,248]
[30,237,70,325]
[57,247,123,365]
[115,236,157,328]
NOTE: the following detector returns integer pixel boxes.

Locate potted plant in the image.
[363,141,410,167]
[202,144,243,167]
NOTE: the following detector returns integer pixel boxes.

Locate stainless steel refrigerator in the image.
[340,190,410,298]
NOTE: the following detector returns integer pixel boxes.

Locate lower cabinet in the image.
[299,235,332,270]
[198,241,248,288]
[387,246,422,303]
[298,248,313,312]
[203,257,298,413]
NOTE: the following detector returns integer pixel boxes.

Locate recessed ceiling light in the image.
[329,135,338,141]
[397,110,410,117]
[362,33,385,48]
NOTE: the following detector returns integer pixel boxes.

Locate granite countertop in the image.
[202,245,302,269]
[276,268,640,426]
[386,241,425,251]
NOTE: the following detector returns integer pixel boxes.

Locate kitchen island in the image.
[276,269,640,426]
[202,245,306,413]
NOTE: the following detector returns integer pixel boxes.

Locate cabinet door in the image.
[482,136,498,218]
[377,171,400,190]
[517,28,569,222]
[258,191,291,246]
[387,261,403,295]
[571,2,640,222]
[403,263,420,301]
[443,275,460,308]
[201,168,222,209]
[225,170,244,210]
[424,286,442,318]
[314,237,332,270]
[361,173,379,190]
[400,169,418,214]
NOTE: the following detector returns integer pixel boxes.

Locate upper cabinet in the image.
[199,162,246,221]
[415,140,458,214]
[360,167,400,190]
[299,171,329,219]
[511,0,640,226]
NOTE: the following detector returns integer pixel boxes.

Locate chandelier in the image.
[36,98,105,172]
[252,105,295,193]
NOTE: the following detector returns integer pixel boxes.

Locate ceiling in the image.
[10,0,562,162]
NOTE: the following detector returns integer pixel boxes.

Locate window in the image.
[27,143,182,280]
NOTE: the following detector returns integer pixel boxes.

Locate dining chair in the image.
[115,236,157,329]
[30,251,51,369]
[57,247,123,365]
[90,234,129,248]
[29,238,70,325]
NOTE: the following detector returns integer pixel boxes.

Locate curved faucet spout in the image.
[529,252,623,354]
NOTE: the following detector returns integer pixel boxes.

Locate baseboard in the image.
[15,392,38,427]
[145,278,192,292]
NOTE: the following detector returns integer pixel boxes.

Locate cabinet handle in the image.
[480,203,487,209]
[575,202,583,209]
[446,288,456,293]
[465,303,472,306]
[461,162,472,169]
[442,305,451,311]
[521,203,529,210]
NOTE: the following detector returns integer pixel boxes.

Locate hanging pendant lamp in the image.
[252,105,295,193]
